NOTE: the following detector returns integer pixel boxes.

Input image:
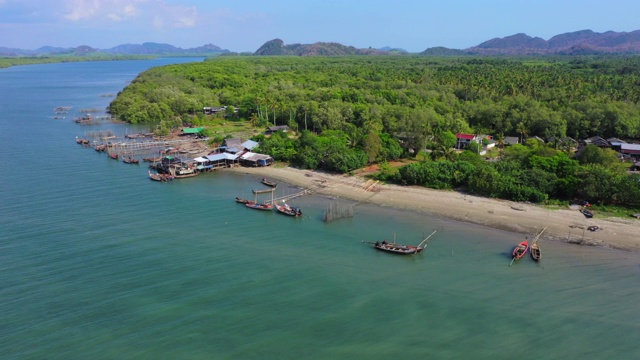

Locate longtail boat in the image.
[123,156,139,164]
[148,171,174,182]
[530,243,541,262]
[245,202,274,211]
[510,240,529,265]
[275,203,302,217]
[261,178,278,187]
[580,209,593,218]
[529,227,546,262]
[364,230,437,255]
[235,197,255,204]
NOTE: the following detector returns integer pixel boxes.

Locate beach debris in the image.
[361,179,380,192]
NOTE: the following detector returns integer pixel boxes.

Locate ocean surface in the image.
[1,58,639,360]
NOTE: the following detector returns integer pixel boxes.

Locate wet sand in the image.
[229,165,640,252]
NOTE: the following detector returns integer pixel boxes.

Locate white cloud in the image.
[63,0,197,29]
[173,6,197,28]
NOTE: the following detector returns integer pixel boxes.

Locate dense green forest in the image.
[108,56,640,209]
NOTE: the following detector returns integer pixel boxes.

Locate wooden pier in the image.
[104,139,198,158]
[272,189,311,203]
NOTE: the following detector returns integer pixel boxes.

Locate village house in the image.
[455,133,478,149]
[265,125,290,135]
[181,127,203,137]
[504,136,520,146]
[203,106,238,116]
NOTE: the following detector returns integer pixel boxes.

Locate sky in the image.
[1,0,640,53]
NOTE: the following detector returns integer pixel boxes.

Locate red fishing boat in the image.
[123,156,139,164]
[275,203,302,217]
[510,240,529,265]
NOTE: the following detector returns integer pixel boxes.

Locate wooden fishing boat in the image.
[580,209,593,218]
[169,166,199,179]
[148,171,173,182]
[261,178,278,187]
[149,171,163,182]
[252,187,277,194]
[245,202,274,211]
[530,243,541,262]
[510,240,529,265]
[74,114,94,124]
[364,230,437,255]
[108,152,119,160]
[235,197,255,204]
[529,227,546,262]
[122,156,139,164]
[143,156,162,162]
[275,203,302,217]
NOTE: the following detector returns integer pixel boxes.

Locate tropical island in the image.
[108,56,640,200]
[104,54,640,250]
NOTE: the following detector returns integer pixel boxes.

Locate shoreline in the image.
[228,165,640,253]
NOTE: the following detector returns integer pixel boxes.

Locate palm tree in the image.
[496,132,505,150]
[430,144,456,161]
[516,122,528,144]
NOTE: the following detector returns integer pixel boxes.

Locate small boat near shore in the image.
[530,243,541,262]
[510,240,529,265]
[235,197,255,204]
[580,209,593,218]
[148,171,174,182]
[123,156,139,164]
[245,202,274,211]
[529,227,546,262]
[364,230,437,255]
[261,178,277,187]
[275,203,302,217]
[169,166,199,179]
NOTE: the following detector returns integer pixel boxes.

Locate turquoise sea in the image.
[1,58,639,359]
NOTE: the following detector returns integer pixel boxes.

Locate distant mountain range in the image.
[462,29,640,55]
[0,42,230,57]
[3,29,640,57]
[252,39,398,56]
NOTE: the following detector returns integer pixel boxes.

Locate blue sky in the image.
[1,0,639,52]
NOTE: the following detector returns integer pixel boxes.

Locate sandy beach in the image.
[229,165,640,252]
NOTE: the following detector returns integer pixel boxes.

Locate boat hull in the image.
[275,204,302,217]
[530,243,541,262]
[373,242,422,255]
[235,197,255,204]
[245,203,274,211]
[512,241,529,261]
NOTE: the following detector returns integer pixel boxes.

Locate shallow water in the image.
[1,59,639,359]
